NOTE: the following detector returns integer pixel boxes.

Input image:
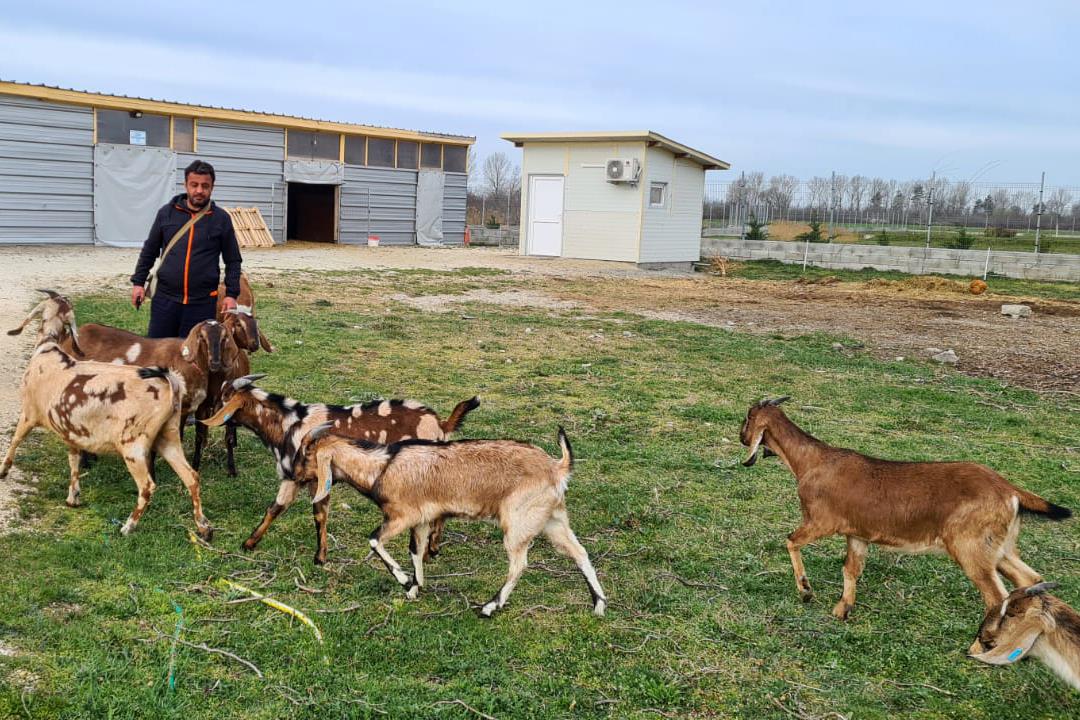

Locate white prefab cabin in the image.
[502,131,729,269]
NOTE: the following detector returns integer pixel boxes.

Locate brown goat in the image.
[215,272,272,352]
[970,582,1080,691]
[739,397,1070,618]
[192,310,260,476]
[2,301,211,539]
[57,320,229,423]
[200,374,479,562]
[293,425,606,617]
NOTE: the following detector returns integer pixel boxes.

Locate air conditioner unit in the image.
[606,158,641,183]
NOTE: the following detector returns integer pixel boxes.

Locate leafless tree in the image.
[483,152,515,200]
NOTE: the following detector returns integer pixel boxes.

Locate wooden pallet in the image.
[224,206,275,247]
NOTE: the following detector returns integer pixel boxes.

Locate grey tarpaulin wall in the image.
[284,159,344,185]
[93,144,176,247]
[416,169,444,246]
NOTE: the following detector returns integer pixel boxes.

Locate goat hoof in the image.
[832,602,852,620]
[241,539,257,552]
[313,555,326,566]
[479,602,498,618]
[120,520,136,536]
[799,589,814,603]
[593,599,607,617]
[198,527,214,543]
[405,583,420,601]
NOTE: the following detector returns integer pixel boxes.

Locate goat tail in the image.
[556,426,574,491]
[138,366,185,414]
[1017,489,1072,520]
[441,396,480,434]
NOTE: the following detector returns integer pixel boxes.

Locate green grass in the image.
[723,259,1080,302]
[1,272,1078,719]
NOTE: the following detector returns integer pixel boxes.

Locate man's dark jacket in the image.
[131,194,243,304]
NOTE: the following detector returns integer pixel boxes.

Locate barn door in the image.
[527,175,564,256]
[93,144,176,247]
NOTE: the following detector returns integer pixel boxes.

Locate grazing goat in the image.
[294,424,607,617]
[2,299,211,538]
[739,397,1070,619]
[200,374,479,561]
[970,582,1080,691]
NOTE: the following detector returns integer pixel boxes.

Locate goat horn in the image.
[768,396,791,406]
[231,373,267,390]
[36,289,61,299]
[1026,582,1059,596]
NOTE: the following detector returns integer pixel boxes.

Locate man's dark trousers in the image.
[147,295,216,338]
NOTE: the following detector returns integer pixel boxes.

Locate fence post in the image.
[924,171,935,248]
[1034,171,1045,253]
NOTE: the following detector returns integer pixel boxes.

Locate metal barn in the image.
[0,81,473,247]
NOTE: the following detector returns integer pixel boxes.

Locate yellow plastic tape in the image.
[219,579,324,645]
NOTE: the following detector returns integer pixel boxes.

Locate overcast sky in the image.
[4,1,1078,184]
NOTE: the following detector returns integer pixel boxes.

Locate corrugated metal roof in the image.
[501,130,729,169]
[0,79,474,145]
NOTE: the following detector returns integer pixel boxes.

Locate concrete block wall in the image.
[701,238,1080,282]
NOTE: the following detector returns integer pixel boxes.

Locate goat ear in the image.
[742,429,765,467]
[257,329,274,353]
[231,373,266,390]
[66,320,83,356]
[970,617,1045,665]
[768,396,791,406]
[7,301,46,336]
[180,328,199,361]
[1026,582,1059,596]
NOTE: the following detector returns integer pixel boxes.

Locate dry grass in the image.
[766,221,865,243]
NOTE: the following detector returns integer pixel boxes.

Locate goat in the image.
[739,397,1070,619]
[969,582,1080,691]
[192,309,261,476]
[215,272,273,352]
[6,289,79,346]
[293,424,607,617]
[200,374,479,562]
[2,299,211,538]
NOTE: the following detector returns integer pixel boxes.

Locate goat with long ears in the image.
[200,374,479,563]
[8,289,81,352]
[970,582,1080,691]
[739,397,1070,619]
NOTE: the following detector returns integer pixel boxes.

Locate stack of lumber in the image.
[224,207,275,247]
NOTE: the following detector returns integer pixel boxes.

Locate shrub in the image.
[876,230,890,246]
[485,214,500,229]
[985,226,1017,238]
[746,216,768,240]
[795,220,827,243]
[954,225,974,250]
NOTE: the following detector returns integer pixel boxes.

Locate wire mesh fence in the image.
[704,173,1080,254]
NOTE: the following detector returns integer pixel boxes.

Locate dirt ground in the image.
[0,242,1076,531]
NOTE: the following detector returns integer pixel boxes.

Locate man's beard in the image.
[188,195,209,209]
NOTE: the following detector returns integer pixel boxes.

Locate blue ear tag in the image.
[222,413,232,423]
[322,468,333,497]
[1007,648,1024,663]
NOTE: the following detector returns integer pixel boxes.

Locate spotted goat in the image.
[2,291,211,538]
[200,374,479,561]
[740,396,1070,619]
[970,582,1080,691]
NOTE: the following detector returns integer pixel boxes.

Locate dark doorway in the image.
[286,183,337,242]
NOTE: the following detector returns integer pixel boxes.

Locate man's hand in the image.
[222,296,238,312]
[131,285,145,309]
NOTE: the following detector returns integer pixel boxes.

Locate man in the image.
[131,160,242,338]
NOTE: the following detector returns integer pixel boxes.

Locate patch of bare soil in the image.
[391,289,581,312]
